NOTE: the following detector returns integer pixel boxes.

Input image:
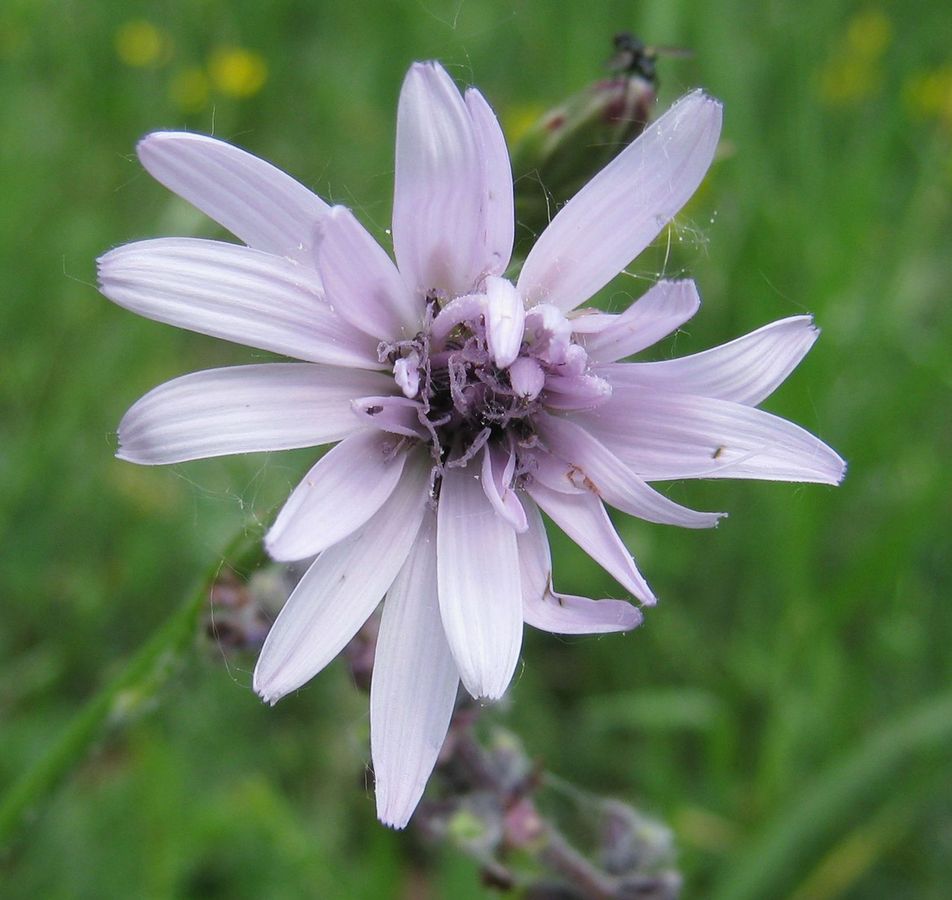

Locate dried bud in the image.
[511,33,660,250]
[598,799,676,875]
[205,568,281,652]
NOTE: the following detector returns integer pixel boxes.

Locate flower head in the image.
[98,62,845,828]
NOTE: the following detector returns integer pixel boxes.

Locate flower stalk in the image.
[0,528,265,851]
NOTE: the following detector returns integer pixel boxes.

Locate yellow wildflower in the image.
[208,47,268,99]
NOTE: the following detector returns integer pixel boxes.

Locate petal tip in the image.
[252,671,285,706]
[261,535,309,564]
[408,59,446,84]
[627,607,646,630]
[605,603,646,633]
[460,673,508,703]
[675,88,723,118]
[264,540,304,564]
[694,90,724,118]
[375,793,413,830]
[831,455,848,485]
[378,814,410,831]
[638,589,659,608]
[94,252,113,286]
[675,90,723,146]
[135,131,185,167]
[262,502,320,563]
[262,531,279,558]
[135,132,160,153]
[813,443,847,486]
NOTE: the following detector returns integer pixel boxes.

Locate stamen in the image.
[384,281,605,495]
[394,351,421,398]
[446,427,492,468]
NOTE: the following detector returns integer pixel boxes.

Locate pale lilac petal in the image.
[254,452,430,704]
[371,513,459,829]
[393,353,421,398]
[465,88,514,277]
[517,92,722,312]
[137,131,328,264]
[598,316,819,405]
[265,430,409,562]
[315,206,422,340]
[352,396,429,440]
[393,62,483,298]
[542,373,613,410]
[98,238,381,367]
[525,590,643,635]
[118,364,396,464]
[518,499,643,634]
[525,303,574,364]
[535,413,723,528]
[573,280,701,362]
[481,443,528,532]
[578,392,847,484]
[430,292,485,346]
[437,463,522,700]
[557,343,588,375]
[484,276,525,368]
[525,480,656,605]
[523,448,586,494]
[508,356,545,400]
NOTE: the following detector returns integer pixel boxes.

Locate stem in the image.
[0,527,264,851]
[538,828,620,899]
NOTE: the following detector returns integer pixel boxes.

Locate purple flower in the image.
[98,62,845,827]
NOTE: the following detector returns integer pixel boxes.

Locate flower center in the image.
[378,297,540,470]
[370,284,612,492]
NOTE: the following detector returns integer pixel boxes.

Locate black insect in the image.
[610,32,693,88]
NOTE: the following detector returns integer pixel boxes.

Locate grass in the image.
[2,0,951,896]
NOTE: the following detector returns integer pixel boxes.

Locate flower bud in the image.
[511,34,659,250]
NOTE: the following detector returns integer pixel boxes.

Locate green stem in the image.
[0,527,264,851]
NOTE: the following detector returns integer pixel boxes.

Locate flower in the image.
[98,61,845,828]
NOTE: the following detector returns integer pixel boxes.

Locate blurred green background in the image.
[2,0,951,896]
